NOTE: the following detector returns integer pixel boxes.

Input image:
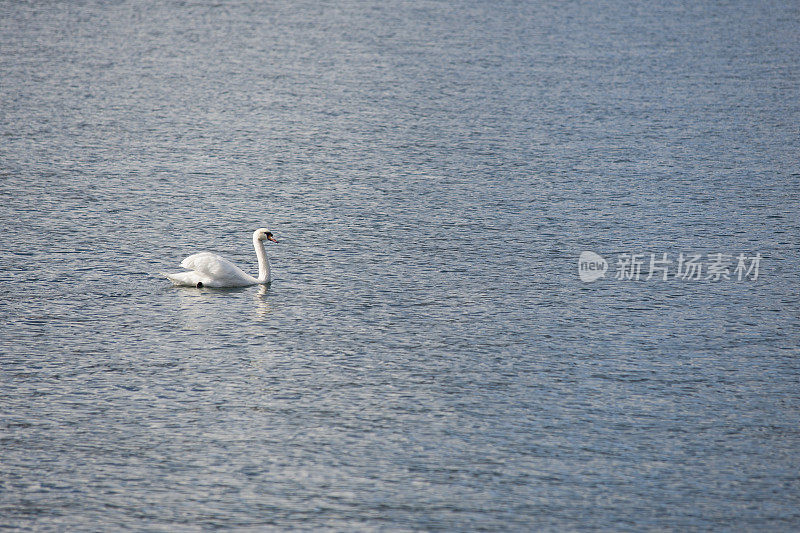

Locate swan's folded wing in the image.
[180,252,249,281]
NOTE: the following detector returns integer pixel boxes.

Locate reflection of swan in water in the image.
[174,286,251,331]
[164,228,277,288]
[254,284,272,319]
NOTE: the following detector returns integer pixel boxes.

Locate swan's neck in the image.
[254,236,271,283]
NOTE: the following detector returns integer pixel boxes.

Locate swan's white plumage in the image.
[179,252,257,287]
[164,229,275,288]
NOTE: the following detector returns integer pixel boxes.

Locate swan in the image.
[164,228,278,288]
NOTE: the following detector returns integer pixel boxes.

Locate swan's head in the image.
[254,228,278,243]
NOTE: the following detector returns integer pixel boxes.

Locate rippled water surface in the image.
[2,1,799,530]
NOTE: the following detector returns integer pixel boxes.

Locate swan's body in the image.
[164,228,277,288]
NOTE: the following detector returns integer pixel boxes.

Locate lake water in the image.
[1,0,799,530]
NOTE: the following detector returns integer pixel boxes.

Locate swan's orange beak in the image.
[267,235,278,243]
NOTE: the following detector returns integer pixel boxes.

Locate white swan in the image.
[164,228,278,288]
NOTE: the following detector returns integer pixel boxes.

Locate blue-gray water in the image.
[2,1,799,530]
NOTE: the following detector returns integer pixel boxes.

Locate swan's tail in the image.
[162,271,200,287]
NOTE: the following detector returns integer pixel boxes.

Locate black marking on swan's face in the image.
[264,231,278,243]
[196,281,204,288]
